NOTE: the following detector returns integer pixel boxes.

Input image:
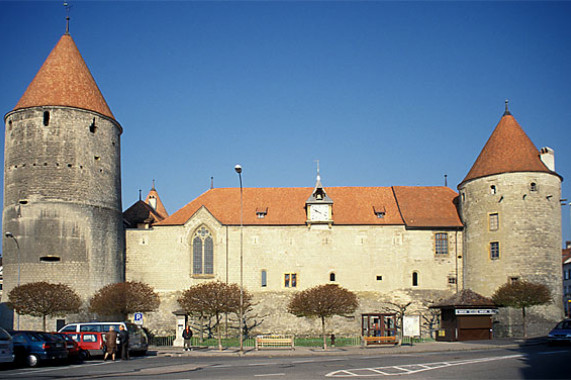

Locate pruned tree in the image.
[492,280,552,338]
[287,284,358,350]
[178,281,252,351]
[8,282,81,331]
[385,301,412,346]
[89,281,160,320]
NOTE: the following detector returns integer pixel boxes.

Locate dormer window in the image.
[373,206,386,219]
[256,207,268,219]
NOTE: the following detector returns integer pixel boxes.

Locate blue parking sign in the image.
[134,312,143,325]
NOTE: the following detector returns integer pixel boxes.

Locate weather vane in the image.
[64,2,72,34]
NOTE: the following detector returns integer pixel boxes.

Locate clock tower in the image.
[306,169,333,225]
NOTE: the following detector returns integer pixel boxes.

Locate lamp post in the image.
[234,164,244,353]
[5,231,20,330]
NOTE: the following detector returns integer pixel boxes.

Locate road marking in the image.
[292,359,315,363]
[10,362,109,376]
[326,354,524,377]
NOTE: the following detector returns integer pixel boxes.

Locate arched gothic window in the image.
[192,226,214,275]
[412,271,419,287]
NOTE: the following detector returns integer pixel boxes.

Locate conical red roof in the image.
[145,187,169,219]
[460,113,554,185]
[14,34,114,119]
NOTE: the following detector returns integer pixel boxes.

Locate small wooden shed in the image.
[431,289,498,341]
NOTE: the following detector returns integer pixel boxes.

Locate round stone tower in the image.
[2,33,124,317]
[458,104,563,336]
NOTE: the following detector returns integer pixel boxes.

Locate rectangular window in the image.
[448,276,457,284]
[489,213,499,231]
[435,233,448,255]
[565,271,570,281]
[490,242,500,260]
[284,273,297,288]
[261,270,267,287]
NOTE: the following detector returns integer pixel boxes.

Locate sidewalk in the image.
[151,337,547,358]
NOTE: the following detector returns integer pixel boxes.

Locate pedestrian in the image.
[182,325,193,351]
[118,324,130,360]
[103,326,118,361]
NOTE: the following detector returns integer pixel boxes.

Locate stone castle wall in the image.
[2,106,124,314]
[127,207,463,337]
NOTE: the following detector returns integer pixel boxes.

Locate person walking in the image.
[103,326,118,361]
[182,325,193,351]
[118,325,130,360]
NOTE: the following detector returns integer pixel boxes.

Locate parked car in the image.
[0,327,15,364]
[59,332,106,357]
[54,333,88,362]
[59,322,148,355]
[11,331,68,367]
[547,318,571,345]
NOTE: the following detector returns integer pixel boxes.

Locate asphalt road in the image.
[1,344,569,379]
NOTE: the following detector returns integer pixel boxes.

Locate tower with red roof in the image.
[458,102,563,335]
[2,32,125,321]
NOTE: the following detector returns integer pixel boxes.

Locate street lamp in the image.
[234,164,244,353]
[5,231,20,330]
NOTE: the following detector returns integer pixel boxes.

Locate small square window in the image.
[284,273,297,288]
[376,275,383,281]
[448,277,457,284]
[373,205,386,219]
[256,207,268,219]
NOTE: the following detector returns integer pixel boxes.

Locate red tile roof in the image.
[393,186,462,227]
[14,34,115,120]
[157,186,463,228]
[460,114,555,185]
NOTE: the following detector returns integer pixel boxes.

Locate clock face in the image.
[310,204,330,221]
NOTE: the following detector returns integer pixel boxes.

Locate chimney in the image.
[540,147,555,171]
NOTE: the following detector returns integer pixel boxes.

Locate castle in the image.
[2,31,564,338]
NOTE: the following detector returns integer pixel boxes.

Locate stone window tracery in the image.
[192,226,214,275]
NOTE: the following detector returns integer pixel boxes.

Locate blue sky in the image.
[1,1,570,244]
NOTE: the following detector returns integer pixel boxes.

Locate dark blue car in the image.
[11,331,68,367]
[547,319,571,345]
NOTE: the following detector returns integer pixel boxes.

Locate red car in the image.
[59,332,105,358]
[54,333,88,362]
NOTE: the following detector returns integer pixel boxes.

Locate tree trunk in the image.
[42,314,47,332]
[321,316,327,350]
[397,314,403,346]
[216,313,222,351]
[522,307,527,338]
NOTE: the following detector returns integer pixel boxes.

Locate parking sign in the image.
[134,312,143,325]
